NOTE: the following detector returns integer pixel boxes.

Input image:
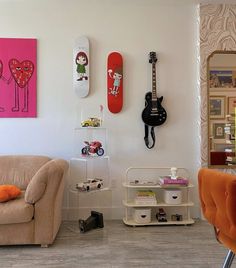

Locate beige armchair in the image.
[0,155,68,247]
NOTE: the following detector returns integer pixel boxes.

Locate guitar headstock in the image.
[149,52,157,64]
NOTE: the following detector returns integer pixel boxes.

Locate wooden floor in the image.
[0,220,234,268]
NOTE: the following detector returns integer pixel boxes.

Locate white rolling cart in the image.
[123,167,194,226]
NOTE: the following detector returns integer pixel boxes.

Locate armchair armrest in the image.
[33,159,68,244]
[25,159,68,204]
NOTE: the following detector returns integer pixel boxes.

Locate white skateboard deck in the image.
[73,36,89,98]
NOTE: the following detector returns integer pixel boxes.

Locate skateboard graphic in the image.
[107,52,123,113]
[73,36,89,98]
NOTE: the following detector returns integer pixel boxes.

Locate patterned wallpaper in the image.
[200,4,236,168]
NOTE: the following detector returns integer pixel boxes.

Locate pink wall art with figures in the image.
[0,38,37,118]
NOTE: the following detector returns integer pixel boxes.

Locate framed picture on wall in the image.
[0,38,37,118]
[228,97,236,116]
[209,96,226,119]
[213,123,225,139]
[209,70,236,88]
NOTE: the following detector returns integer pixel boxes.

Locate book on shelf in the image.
[135,190,157,205]
[159,176,189,186]
[226,114,235,121]
[136,190,155,197]
[134,199,157,205]
[225,148,235,153]
[226,140,234,144]
[226,156,236,163]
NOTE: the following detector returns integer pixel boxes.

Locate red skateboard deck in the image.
[107,52,123,113]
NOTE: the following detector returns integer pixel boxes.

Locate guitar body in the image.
[142,92,167,126]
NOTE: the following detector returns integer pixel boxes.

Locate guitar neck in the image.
[152,63,157,100]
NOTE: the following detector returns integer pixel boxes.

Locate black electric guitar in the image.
[142,52,167,127]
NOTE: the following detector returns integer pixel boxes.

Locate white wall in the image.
[0,0,200,219]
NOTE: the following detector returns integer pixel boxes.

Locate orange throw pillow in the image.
[0,185,21,202]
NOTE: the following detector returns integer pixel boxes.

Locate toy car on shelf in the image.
[76,178,104,192]
[156,208,167,222]
[81,117,101,127]
[81,141,104,156]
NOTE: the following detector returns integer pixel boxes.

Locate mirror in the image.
[208,51,236,167]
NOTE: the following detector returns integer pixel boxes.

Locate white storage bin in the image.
[133,208,151,224]
[163,189,182,204]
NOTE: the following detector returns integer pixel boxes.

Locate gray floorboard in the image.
[0,220,234,268]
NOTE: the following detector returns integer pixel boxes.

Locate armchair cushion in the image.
[0,156,51,190]
[0,195,34,224]
[0,185,21,202]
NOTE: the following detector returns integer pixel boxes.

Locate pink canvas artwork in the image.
[0,38,37,117]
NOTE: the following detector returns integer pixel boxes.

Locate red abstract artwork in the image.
[0,38,37,117]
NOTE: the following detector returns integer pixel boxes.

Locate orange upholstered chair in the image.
[198,168,236,268]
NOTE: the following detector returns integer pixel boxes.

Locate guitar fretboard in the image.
[152,63,157,100]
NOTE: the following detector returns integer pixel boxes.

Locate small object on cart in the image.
[76,178,103,192]
[129,178,158,185]
[170,167,178,180]
[156,208,167,222]
[171,214,183,221]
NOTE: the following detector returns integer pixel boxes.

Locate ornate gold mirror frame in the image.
[200,4,236,169]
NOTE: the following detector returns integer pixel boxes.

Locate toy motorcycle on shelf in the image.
[81,141,104,156]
